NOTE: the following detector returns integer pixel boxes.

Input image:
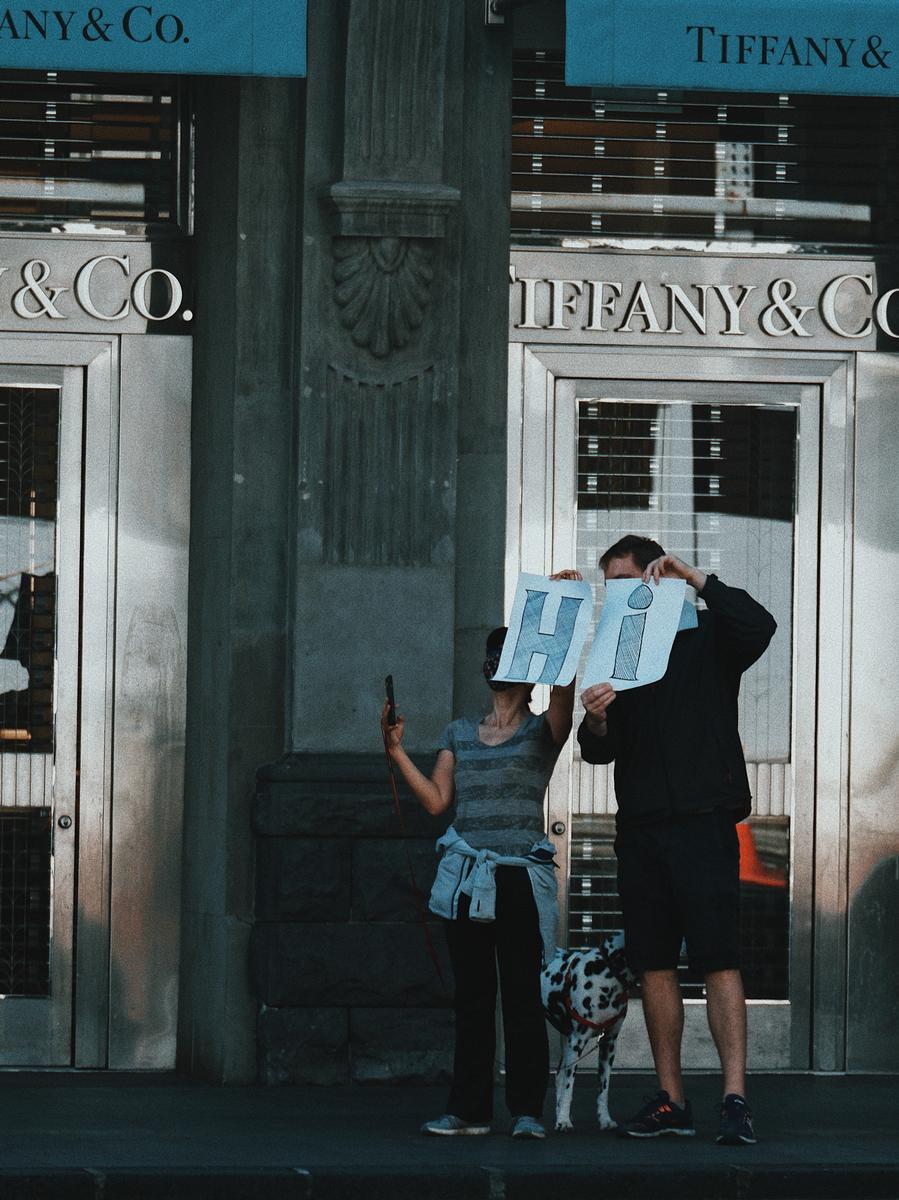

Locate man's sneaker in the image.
[716,1094,757,1145]
[511,1115,546,1139]
[421,1113,491,1136]
[616,1090,696,1138]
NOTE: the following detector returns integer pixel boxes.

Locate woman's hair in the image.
[483,625,532,694]
[485,626,508,655]
[483,627,508,687]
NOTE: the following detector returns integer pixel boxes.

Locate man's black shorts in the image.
[614,809,741,976]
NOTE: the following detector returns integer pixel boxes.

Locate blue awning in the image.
[0,1,306,77]
[567,0,899,97]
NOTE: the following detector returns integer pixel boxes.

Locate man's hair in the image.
[599,535,666,572]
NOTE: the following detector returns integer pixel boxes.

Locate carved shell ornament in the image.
[333,237,435,358]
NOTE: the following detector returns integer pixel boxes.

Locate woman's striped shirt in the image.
[437,712,562,855]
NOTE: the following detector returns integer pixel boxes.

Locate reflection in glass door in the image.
[0,369,83,1065]
[0,385,59,999]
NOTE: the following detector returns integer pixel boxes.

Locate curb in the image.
[0,1163,897,1200]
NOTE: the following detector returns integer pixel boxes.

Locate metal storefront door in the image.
[508,346,853,1072]
[0,340,117,1066]
[0,363,82,1063]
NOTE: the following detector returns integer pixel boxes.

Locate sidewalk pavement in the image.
[0,1072,896,1199]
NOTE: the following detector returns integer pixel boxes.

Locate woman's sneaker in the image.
[716,1094,757,1145]
[421,1114,491,1136]
[511,1115,546,1139]
[616,1090,696,1138]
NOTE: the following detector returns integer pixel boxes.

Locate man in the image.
[578,535,776,1146]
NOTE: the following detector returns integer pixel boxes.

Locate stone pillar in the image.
[251,0,513,1082]
[180,77,299,1083]
[452,0,514,719]
[292,0,513,754]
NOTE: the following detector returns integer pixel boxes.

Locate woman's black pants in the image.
[443,864,548,1122]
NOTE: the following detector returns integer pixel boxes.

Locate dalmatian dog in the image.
[541,931,635,1132]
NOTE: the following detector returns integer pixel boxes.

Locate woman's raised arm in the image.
[381,700,455,815]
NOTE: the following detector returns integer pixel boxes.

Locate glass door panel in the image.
[0,368,82,1064]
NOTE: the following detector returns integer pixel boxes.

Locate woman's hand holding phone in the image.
[381,698,405,755]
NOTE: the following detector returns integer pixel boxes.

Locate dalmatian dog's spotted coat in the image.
[541,931,635,1132]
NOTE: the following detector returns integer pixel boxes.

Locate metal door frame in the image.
[846,354,899,1071]
[0,337,116,1065]
[0,362,83,1063]
[0,333,191,1070]
[507,343,854,1071]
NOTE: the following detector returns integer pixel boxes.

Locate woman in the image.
[380,570,581,1140]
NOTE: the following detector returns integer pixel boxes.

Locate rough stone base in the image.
[258,1006,349,1085]
[253,754,454,1084]
[350,1007,454,1084]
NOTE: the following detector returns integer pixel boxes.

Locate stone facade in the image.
[252,755,454,1084]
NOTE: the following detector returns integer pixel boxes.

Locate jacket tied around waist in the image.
[427,826,559,963]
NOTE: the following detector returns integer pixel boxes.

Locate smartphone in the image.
[385,674,397,727]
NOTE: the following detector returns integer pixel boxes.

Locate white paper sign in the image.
[492,573,594,687]
[678,598,699,631]
[581,577,687,690]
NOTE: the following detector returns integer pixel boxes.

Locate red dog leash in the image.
[563,967,629,1034]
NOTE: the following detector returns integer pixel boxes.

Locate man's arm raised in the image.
[642,552,775,671]
[642,552,707,593]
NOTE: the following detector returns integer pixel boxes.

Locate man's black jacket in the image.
[577,575,776,827]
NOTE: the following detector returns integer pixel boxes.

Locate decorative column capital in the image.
[329,180,460,239]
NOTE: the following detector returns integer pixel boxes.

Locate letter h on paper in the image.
[506,589,586,684]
